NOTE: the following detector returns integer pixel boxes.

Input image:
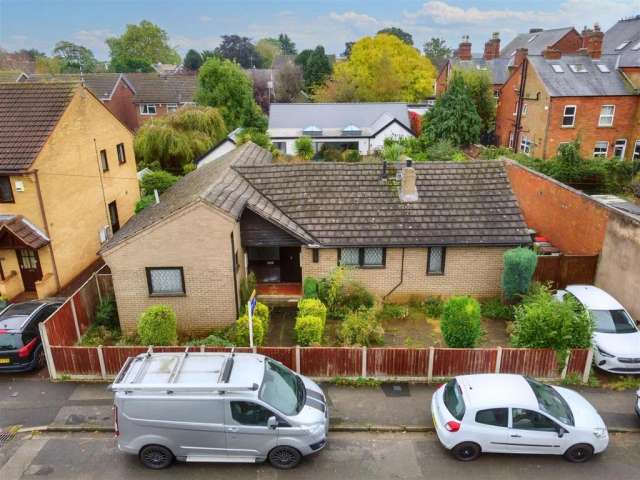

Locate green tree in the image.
[53,41,97,73]
[423,37,452,69]
[422,71,482,147]
[343,41,355,58]
[296,46,331,90]
[441,296,482,347]
[255,38,282,68]
[501,247,538,302]
[183,49,203,71]
[196,57,267,131]
[457,68,496,135]
[274,62,304,102]
[214,35,261,68]
[140,170,179,195]
[377,27,413,45]
[107,20,180,73]
[295,136,314,160]
[34,56,62,74]
[201,50,216,61]
[278,33,297,55]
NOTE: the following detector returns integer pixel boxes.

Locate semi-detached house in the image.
[101,142,531,335]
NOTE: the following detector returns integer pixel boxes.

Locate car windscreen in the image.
[443,379,465,420]
[259,359,304,416]
[526,378,574,426]
[0,332,23,350]
[591,310,637,334]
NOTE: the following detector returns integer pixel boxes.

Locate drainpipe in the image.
[93,139,111,234]
[230,232,239,317]
[513,58,528,154]
[383,247,405,300]
[32,170,61,292]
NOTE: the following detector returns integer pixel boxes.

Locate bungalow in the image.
[268,103,416,156]
[101,142,531,334]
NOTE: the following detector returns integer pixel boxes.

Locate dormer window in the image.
[551,64,564,73]
[342,124,362,136]
[615,41,630,51]
[302,125,322,137]
[569,64,587,73]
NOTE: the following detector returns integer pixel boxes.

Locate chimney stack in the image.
[457,35,472,61]
[581,23,603,59]
[542,47,562,60]
[399,159,418,203]
[529,28,543,33]
[513,48,528,68]
[381,160,388,180]
[483,32,501,60]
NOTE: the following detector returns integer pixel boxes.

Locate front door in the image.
[279,247,301,283]
[507,408,567,455]
[225,400,278,459]
[16,248,42,292]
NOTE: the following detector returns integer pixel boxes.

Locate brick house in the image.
[100,142,531,334]
[19,73,138,131]
[0,83,139,300]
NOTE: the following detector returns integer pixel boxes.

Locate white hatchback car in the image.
[432,374,608,463]
[555,285,640,374]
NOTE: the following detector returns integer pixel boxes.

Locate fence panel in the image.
[50,346,101,376]
[102,346,148,375]
[96,274,115,298]
[44,302,77,346]
[500,349,558,377]
[566,349,590,376]
[534,255,598,289]
[367,348,428,377]
[432,349,497,377]
[300,348,362,377]
[258,347,296,370]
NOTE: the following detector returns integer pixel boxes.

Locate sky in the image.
[1,0,639,61]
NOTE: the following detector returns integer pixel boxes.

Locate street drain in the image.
[381,383,410,397]
[0,426,19,449]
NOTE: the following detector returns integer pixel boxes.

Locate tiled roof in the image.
[450,57,511,85]
[500,27,576,57]
[125,73,197,104]
[602,16,640,55]
[20,73,130,100]
[103,143,531,251]
[0,214,49,249]
[0,70,25,83]
[0,82,76,172]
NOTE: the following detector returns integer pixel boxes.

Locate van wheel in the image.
[269,446,301,469]
[452,442,481,461]
[139,445,174,469]
[564,444,594,463]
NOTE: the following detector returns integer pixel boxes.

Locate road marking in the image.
[0,437,48,480]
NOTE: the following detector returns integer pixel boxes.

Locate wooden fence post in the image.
[97,345,107,379]
[69,297,81,341]
[200,345,205,353]
[582,349,594,384]
[295,345,301,373]
[361,346,367,377]
[94,272,102,303]
[427,347,434,383]
[560,351,570,380]
[38,322,57,380]
[495,347,502,373]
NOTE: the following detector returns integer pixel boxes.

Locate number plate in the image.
[0,358,10,364]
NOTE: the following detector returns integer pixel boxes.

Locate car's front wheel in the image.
[451,442,481,461]
[564,444,594,463]
[139,445,174,469]
[269,446,302,469]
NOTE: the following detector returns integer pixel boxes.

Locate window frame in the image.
[613,139,627,160]
[116,143,126,164]
[561,105,576,128]
[140,104,157,115]
[521,103,528,116]
[598,105,615,127]
[475,408,509,428]
[312,249,319,263]
[338,247,386,269]
[427,246,446,275]
[0,176,14,203]
[511,408,561,432]
[229,400,276,426]
[633,139,640,160]
[166,103,178,113]
[100,149,109,172]
[593,141,609,158]
[145,267,186,297]
[520,136,533,156]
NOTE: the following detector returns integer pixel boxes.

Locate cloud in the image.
[199,15,212,23]
[74,29,114,48]
[329,11,381,28]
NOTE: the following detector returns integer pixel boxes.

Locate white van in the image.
[111,352,328,469]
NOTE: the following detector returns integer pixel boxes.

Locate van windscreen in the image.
[259,359,304,416]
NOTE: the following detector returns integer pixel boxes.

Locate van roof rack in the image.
[110,382,260,393]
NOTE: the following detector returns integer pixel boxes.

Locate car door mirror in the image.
[557,427,565,438]
[267,416,278,430]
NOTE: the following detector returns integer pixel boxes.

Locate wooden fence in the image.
[533,254,599,289]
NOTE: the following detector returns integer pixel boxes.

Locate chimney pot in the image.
[457,35,472,61]
[381,160,388,180]
[406,158,413,168]
[399,165,419,203]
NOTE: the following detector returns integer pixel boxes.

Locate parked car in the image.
[0,299,62,372]
[111,352,328,470]
[432,374,608,463]
[555,285,640,374]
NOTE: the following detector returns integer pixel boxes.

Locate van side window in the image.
[475,408,508,427]
[230,401,273,426]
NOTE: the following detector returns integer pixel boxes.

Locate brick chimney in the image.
[581,23,603,59]
[483,32,501,60]
[513,48,528,68]
[399,159,418,202]
[542,47,562,60]
[457,35,472,60]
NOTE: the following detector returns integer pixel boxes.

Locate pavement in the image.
[2,431,640,479]
[1,368,639,433]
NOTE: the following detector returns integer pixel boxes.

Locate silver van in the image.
[111,351,328,469]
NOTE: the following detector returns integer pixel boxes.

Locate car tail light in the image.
[445,421,461,432]
[113,406,119,437]
[0,329,8,334]
[18,338,38,359]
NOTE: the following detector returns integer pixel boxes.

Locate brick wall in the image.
[435,64,449,97]
[495,62,522,148]
[103,80,138,131]
[551,29,583,54]
[301,245,508,301]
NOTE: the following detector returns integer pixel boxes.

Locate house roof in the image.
[450,57,511,85]
[500,27,576,57]
[528,55,633,97]
[20,73,134,100]
[0,214,50,249]
[0,82,77,172]
[0,70,26,83]
[602,16,640,55]
[272,55,296,70]
[125,73,197,104]
[103,143,531,251]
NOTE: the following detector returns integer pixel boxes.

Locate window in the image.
[551,64,564,73]
[522,103,528,116]
[568,64,587,73]
[443,379,465,420]
[116,143,126,164]
[475,408,508,427]
[230,401,273,426]
[508,131,514,149]
[525,377,574,425]
[633,140,640,160]
[613,139,627,160]
[100,149,109,172]
[167,103,178,113]
[520,136,533,156]
[0,176,14,203]
[427,247,446,275]
[633,41,640,51]
[108,201,120,233]
[562,105,576,127]
[339,247,385,268]
[272,141,286,153]
[140,104,157,115]
[146,267,186,296]
[596,64,610,73]
[598,105,615,127]
[527,34,538,43]
[512,408,559,431]
[259,358,304,415]
[312,249,319,263]
[593,141,608,158]
[615,41,630,51]
[591,309,637,334]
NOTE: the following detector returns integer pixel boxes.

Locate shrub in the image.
[501,247,538,302]
[378,303,409,321]
[135,194,155,213]
[297,298,327,326]
[424,139,464,162]
[441,296,482,348]
[79,325,122,346]
[511,284,593,351]
[424,296,444,318]
[295,314,324,346]
[95,296,118,329]
[318,267,347,315]
[295,136,314,160]
[303,277,319,298]
[319,144,342,162]
[140,170,179,196]
[480,297,514,321]
[234,314,265,346]
[185,334,234,347]
[254,302,270,331]
[239,272,257,313]
[339,308,385,346]
[340,280,374,312]
[137,305,177,345]
[343,149,360,163]
[631,173,640,198]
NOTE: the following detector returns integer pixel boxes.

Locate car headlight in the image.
[596,347,615,358]
[593,427,607,439]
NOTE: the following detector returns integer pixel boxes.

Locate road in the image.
[1,431,640,480]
